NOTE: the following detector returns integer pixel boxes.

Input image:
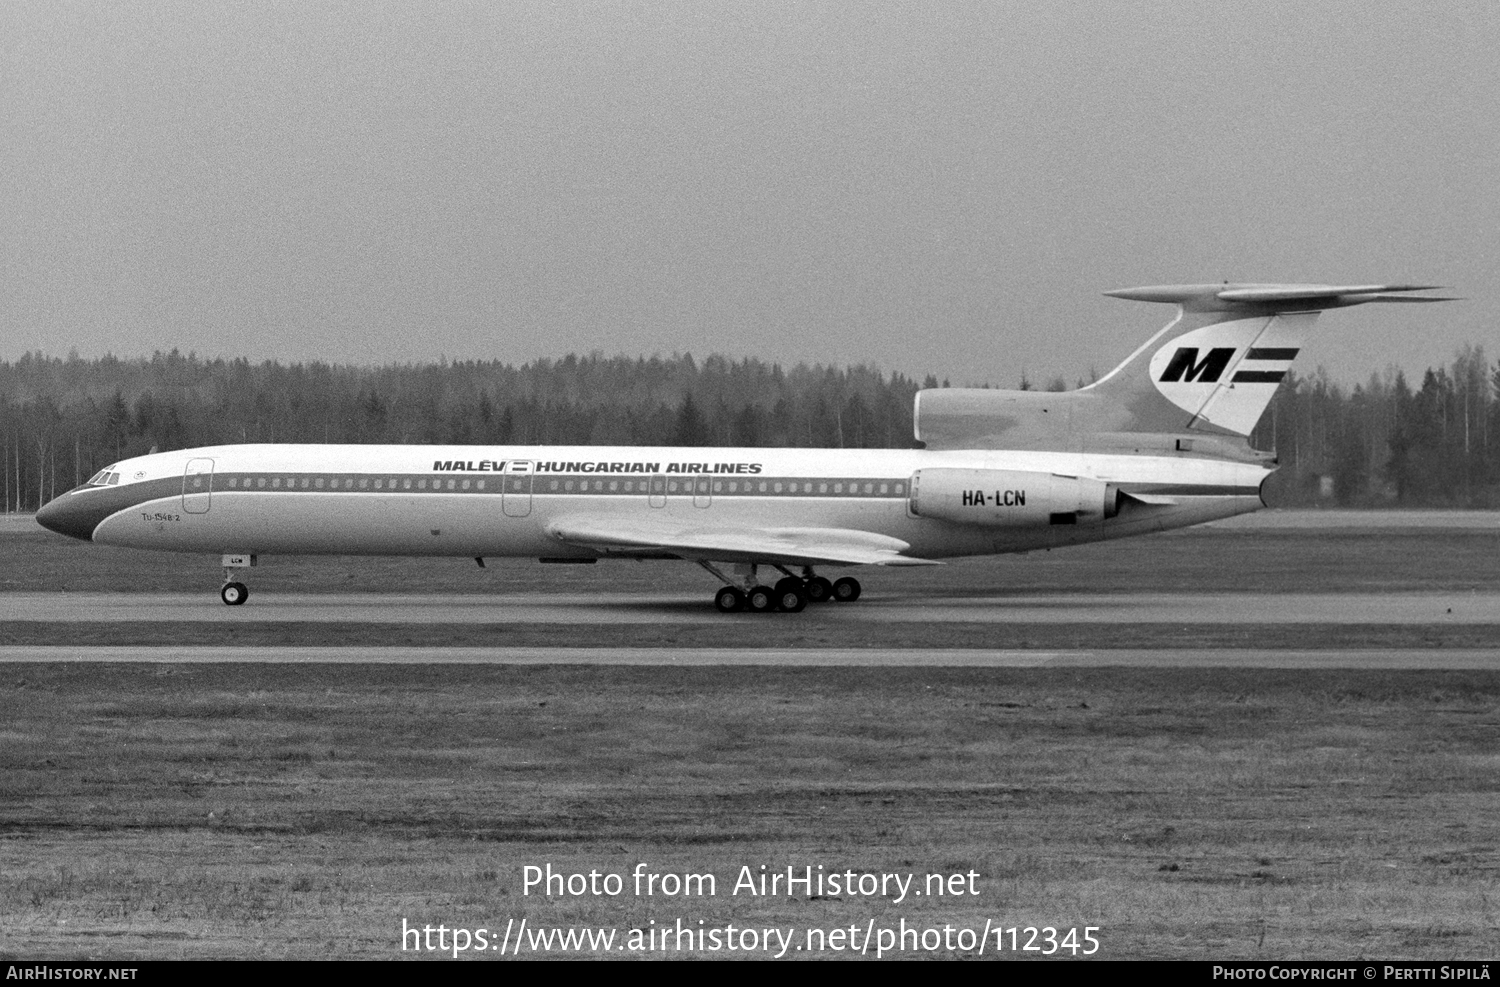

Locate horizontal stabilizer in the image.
[1105,283,1455,311]
[1349,293,1463,303]
[1214,284,1445,302]
[547,517,941,567]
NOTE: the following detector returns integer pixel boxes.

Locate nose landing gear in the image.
[219,553,256,606]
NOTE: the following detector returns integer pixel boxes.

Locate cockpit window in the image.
[87,466,123,486]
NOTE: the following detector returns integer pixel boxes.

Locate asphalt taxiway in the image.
[7,581,1498,668]
[2,645,1498,667]
[3,590,1497,624]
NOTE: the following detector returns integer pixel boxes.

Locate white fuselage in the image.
[53,443,1269,562]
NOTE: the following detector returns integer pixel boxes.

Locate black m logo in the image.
[1159,347,1235,384]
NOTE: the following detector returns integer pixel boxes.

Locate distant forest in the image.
[2,346,1497,511]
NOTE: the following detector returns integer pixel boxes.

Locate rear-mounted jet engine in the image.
[909,468,1117,527]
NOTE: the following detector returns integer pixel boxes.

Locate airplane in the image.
[35,283,1451,614]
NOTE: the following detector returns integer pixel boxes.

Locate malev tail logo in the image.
[1157,347,1235,384]
[1146,314,1312,436]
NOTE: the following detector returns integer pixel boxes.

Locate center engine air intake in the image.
[909,468,1117,527]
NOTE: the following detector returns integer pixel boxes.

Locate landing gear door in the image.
[502,460,533,517]
[183,458,214,514]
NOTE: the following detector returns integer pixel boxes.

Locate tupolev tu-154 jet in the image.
[36,283,1450,613]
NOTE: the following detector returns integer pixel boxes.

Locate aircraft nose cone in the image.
[36,490,99,542]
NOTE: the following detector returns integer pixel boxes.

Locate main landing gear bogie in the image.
[699,561,859,614]
[772,577,808,613]
[747,585,778,613]
[831,576,861,603]
[804,576,834,603]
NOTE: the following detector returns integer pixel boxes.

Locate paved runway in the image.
[4,590,1498,624]
[7,586,1497,667]
[3,645,1499,667]
[1205,509,1500,530]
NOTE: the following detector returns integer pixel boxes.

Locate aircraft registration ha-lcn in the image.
[37,283,1451,614]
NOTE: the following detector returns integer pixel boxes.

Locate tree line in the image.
[1248,345,1498,507]
[2,347,1497,511]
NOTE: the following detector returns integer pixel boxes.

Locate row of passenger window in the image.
[223,475,491,491]
[539,477,908,497]
[217,475,907,497]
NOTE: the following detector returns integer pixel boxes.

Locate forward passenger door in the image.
[183,458,214,514]
[502,461,533,517]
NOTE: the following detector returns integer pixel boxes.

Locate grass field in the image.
[3,665,1498,959]
[3,521,1499,960]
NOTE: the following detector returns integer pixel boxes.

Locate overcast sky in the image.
[2,1,1495,385]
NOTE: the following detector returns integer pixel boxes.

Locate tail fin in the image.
[914,283,1453,454]
[1085,283,1453,436]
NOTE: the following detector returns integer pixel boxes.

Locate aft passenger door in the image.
[183,458,214,514]
[502,460,533,517]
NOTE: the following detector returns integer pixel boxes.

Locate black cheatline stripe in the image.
[1245,347,1299,361]
[1231,370,1287,384]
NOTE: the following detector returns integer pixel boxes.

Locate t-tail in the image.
[915,283,1453,459]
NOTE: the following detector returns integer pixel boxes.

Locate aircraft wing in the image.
[546,517,941,567]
